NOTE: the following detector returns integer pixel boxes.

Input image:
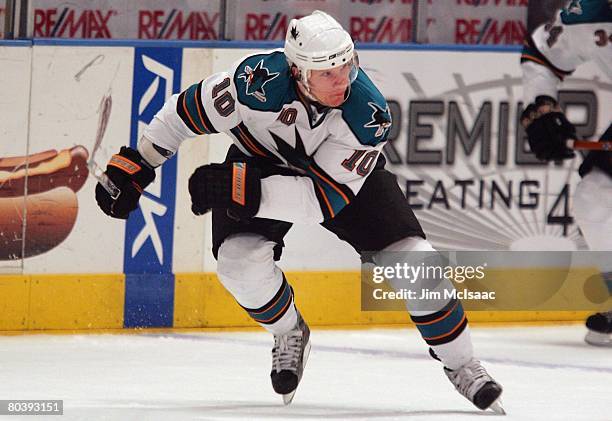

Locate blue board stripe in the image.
[123,47,182,328]
[124,274,175,328]
[30,38,522,53]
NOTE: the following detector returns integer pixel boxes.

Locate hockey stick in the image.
[567,139,612,151]
[87,94,121,199]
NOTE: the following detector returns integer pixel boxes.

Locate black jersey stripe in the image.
[520,37,574,81]
[177,81,218,135]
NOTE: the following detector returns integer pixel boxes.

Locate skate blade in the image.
[585,331,612,347]
[488,399,506,415]
[282,340,312,406]
[283,390,296,405]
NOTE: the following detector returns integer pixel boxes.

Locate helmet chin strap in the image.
[295,72,351,108]
[298,82,323,105]
[299,60,358,106]
[297,69,319,103]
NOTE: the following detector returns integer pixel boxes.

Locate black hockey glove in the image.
[521,95,576,161]
[188,162,261,219]
[95,146,156,219]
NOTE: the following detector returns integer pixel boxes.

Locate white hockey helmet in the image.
[285,10,358,92]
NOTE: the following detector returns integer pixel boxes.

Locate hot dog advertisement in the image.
[1,46,134,274]
[0,146,89,259]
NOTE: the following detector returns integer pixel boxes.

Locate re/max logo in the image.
[33,8,117,38]
[138,9,219,39]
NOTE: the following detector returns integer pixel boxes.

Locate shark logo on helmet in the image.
[290,25,299,40]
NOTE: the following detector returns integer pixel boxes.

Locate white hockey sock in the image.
[217,234,298,335]
[375,236,474,369]
[429,325,474,370]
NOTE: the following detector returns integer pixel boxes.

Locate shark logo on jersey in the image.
[269,127,310,171]
[567,0,583,15]
[238,59,280,103]
[364,102,392,137]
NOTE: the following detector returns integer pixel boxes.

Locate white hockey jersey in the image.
[143,49,392,224]
[521,0,612,102]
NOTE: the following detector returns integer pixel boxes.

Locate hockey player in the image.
[520,0,612,346]
[95,10,504,411]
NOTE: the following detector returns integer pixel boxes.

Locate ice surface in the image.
[0,325,610,420]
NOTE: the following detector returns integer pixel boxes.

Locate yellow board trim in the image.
[0,271,600,332]
[173,271,596,328]
[0,275,31,330]
[0,274,124,330]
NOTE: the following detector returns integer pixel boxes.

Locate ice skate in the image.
[444,358,505,414]
[270,312,311,405]
[585,311,612,347]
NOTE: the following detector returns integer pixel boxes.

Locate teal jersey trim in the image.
[177,80,218,134]
[306,161,354,219]
[561,0,612,25]
[312,176,351,218]
[520,37,573,79]
[233,51,297,112]
[520,42,537,59]
[340,69,392,147]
